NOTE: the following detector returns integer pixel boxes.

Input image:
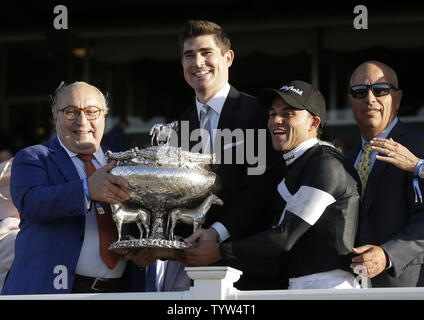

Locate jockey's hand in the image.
[185,228,219,246]
[183,240,221,266]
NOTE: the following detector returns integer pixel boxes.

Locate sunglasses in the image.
[350,83,399,99]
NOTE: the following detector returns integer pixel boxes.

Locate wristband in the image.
[413,178,422,203]
[414,159,424,177]
[82,178,91,201]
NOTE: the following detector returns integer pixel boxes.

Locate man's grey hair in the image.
[50,81,109,114]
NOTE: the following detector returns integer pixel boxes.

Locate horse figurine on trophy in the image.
[111,204,151,241]
[149,121,179,146]
[167,194,224,240]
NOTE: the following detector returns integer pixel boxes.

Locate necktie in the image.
[200,104,213,153]
[145,260,158,292]
[356,143,373,197]
[77,154,120,269]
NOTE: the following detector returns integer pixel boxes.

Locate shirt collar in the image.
[196,82,230,118]
[56,134,106,165]
[361,117,399,146]
[283,138,319,166]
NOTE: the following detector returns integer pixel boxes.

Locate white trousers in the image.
[288,269,361,290]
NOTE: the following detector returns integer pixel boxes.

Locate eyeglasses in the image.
[59,106,103,120]
[350,83,399,99]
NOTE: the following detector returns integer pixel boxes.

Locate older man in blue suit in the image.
[2,81,144,294]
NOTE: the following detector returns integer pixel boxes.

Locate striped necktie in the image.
[356,143,373,197]
[145,260,158,292]
[200,104,213,153]
[77,154,120,269]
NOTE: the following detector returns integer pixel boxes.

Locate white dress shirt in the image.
[195,82,230,147]
[195,83,231,242]
[57,136,126,279]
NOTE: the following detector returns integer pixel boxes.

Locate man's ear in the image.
[52,110,57,122]
[394,89,403,113]
[310,116,321,131]
[224,50,234,68]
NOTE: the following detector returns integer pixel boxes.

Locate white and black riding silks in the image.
[219,140,361,279]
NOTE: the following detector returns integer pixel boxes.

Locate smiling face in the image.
[181,34,234,103]
[348,62,403,140]
[268,96,320,153]
[53,83,106,154]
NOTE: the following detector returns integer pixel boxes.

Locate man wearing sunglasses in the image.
[2,82,145,294]
[348,60,424,287]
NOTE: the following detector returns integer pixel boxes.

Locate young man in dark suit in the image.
[178,20,278,239]
[348,61,424,287]
[130,20,284,290]
[178,19,283,290]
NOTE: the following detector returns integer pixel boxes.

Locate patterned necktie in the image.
[77,154,120,269]
[145,260,158,292]
[356,143,373,197]
[200,104,213,153]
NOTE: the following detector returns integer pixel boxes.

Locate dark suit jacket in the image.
[2,136,144,294]
[347,120,424,287]
[178,85,281,238]
[176,85,286,290]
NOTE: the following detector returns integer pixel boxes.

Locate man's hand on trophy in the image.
[183,240,221,266]
[184,228,219,246]
[87,161,130,204]
[124,248,156,268]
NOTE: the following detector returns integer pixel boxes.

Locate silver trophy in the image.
[106,121,223,259]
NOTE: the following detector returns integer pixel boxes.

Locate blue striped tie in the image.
[145,260,157,292]
[200,104,213,153]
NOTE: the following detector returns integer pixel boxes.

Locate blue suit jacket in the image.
[2,137,144,294]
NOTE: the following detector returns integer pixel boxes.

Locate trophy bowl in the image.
[106,144,222,259]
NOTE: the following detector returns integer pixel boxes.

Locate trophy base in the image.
[108,238,189,260]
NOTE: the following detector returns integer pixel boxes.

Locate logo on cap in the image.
[280,85,303,96]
